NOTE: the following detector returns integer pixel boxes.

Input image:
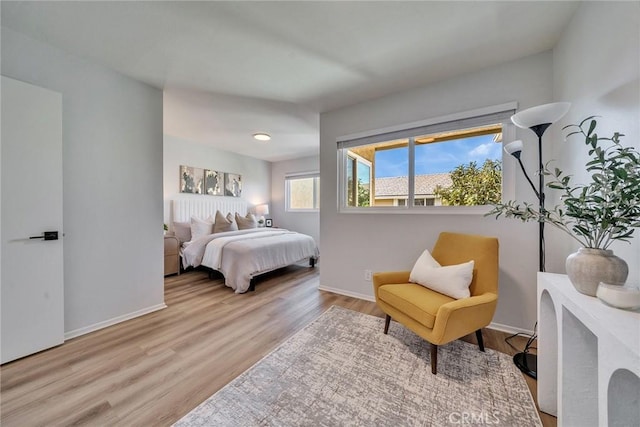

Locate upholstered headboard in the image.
[172,198,249,223]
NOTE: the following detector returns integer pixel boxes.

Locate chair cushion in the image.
[378,283,455,329]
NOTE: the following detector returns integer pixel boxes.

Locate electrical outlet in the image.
[364,270,372,281]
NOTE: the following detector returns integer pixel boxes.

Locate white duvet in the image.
[181,228,318,293]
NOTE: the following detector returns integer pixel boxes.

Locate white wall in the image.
[271,155,320,249]
[163,134,271,225]
[549,2,640,282]
[320,52,554,331]
[1,28,165,335]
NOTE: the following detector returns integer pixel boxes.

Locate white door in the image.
[1,76,64,364]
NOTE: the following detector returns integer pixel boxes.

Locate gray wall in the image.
[1,28,165,335]
[320,52,554,331]
[549,2,640,281]
[318,1,640,331]
[163,134,272,225]
[271,155,320,249]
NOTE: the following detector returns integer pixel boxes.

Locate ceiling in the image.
[1,1,580,162]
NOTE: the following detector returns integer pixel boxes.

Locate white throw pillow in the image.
[190,216,213,241]
[409,249,442,275]
[409,250,474,299]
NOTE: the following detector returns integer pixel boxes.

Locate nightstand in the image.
[164,235,180,276]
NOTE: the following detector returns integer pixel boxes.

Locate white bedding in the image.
[181,228,318,293]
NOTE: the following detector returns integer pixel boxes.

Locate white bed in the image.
[172,198,319,293]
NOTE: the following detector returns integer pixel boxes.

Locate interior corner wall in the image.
[271,155,320,249]
[163,134,272,225]
[1,28,165,334]
[550,2,640,282]
[320,51,554,331]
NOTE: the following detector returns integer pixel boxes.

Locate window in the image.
[286,172,320,211]
[337,105,516,212]
[346,150,374,207]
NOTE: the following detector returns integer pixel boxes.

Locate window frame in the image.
[337,103,517,214]
[285,171,320,212]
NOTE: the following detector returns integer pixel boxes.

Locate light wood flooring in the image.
[1,266,556,426]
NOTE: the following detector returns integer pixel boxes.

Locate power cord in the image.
[505,321,537,353]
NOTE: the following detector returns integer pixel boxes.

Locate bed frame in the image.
[245,256,316,292]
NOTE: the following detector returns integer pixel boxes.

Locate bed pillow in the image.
[190,216,213,241]
[235,212,258,230]
[409,249,474,299]
[173,221,192,243]
[213,210,239,233]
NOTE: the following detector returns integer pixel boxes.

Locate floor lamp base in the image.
[513,352,537,380]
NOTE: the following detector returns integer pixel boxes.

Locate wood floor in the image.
[1,266,556,426]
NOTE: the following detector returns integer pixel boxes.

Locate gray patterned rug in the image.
[175,306,542,426]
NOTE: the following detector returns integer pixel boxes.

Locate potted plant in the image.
[488,116,640,295]
[163,223,168,235]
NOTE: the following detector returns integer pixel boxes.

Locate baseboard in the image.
[318,286,535,336]
[64,303,167,340]
[487,321,535,337]
[317,285,376,303]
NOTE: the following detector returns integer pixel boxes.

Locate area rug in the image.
[175,306,542,426]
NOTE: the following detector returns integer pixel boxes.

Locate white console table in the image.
[538,273,640,426]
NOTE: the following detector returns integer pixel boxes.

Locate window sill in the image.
[338,205,494,215]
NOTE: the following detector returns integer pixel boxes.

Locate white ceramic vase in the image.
[565,248,628,296]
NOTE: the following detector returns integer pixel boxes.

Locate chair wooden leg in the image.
[430,344,438,375]
[476,329,485,352]
[383,314,391,334]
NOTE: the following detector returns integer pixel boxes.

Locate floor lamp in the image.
[503,101,571,380]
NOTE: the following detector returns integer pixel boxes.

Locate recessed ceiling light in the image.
[253,133,271,141]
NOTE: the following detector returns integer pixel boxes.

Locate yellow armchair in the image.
[373,232,499,374]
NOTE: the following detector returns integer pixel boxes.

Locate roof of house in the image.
[375,173,452,197]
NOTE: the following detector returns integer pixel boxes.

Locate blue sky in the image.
[374,134,502,178]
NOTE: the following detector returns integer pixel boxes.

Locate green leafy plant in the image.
[487,117,640,249]
[163,223,168,231]
[435,159,502,206]
[357,178,371,207]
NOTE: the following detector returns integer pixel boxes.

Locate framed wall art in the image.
[224,173,242,197]
[204,169,224,196]
[180,165,204,194]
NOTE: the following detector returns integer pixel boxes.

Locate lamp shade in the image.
[511,102,571,129]
[255,204,269,217]
[504,140,524,157]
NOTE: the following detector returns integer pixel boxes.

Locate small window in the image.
[286,172,320,211]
